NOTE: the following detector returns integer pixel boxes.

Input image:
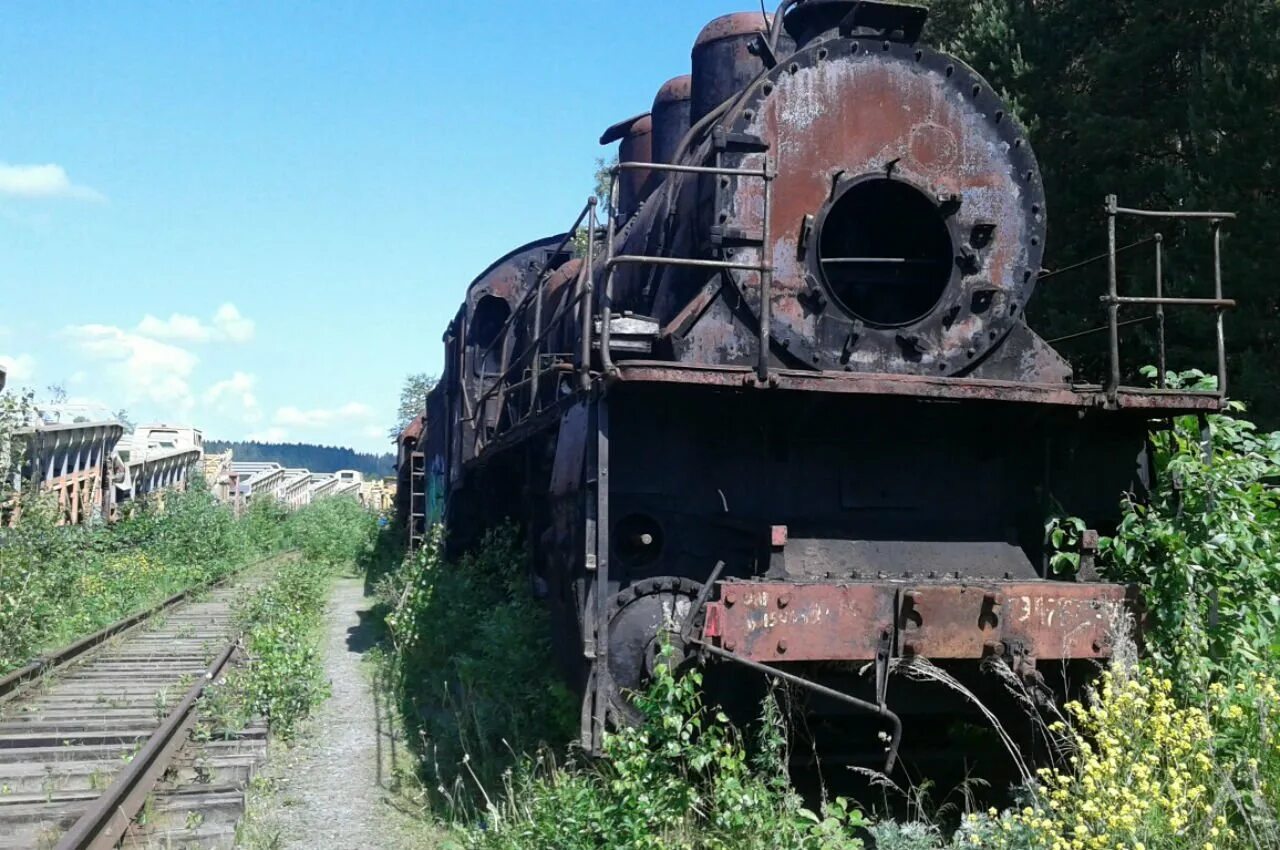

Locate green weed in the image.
[0,481,278,673]
[377,524,576,805]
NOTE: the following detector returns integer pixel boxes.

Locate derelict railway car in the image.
[420,0,1234,775]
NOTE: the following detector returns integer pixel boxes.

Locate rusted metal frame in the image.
[1036,235,1158,283]
[1106,195,1122,402]
[606,255,769,273]
[1213,221,1227,398]
[457,316,474,424]
[474,356,578,419]
[527,257,546,417]
[758,159,774,383]
[458,395,575,473]
[1102,295,1236,308]
[680,560,726,643]
[54,640,239,850]
[694,640,902,773]
[594,397,611,750]
[578,198,598,392]
[474,202,594,368]
[464,287,590,425]
[1113,206,1237,220]
[1107,198,1235,400]
[600,172,620,376]
[1155,234,1167,388]
[616,160,768,179]
[602,160,772,379]
[578,396,609,752]
[487,323,516,441]
[610,361,1226,412]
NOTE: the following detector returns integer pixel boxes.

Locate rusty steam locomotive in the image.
[419,0,1231,771]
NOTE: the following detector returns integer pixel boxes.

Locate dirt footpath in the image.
[238,577,441,850]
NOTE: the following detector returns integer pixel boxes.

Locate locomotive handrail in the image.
[616,160,769,178]
[470,285,591,411]
[475,202,594,367]
[1112,206,1236,220]
[1104,195,1236,400]
[601,159,774,381]
[606,255,769,272]
[466,199,603,456]
[1101,295,1236,308]
[467,197,600,453]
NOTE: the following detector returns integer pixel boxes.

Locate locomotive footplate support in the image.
[701,580,1132,665]
[691,638,904,773]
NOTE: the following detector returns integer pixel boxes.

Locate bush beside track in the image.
[202,497,380,740]
[0,483,290,674]
[373,372,1280,850]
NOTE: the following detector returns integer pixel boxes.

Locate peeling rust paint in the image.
[704,580,1130,663]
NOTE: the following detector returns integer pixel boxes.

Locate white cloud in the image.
[137,312,212,343]
[212,304,254,344]
[0,353,36,382]
[0,162,104,202]
[62,324,197,411]
[274,401,374,429]
[136,303,255,345]
[204,371,261,423]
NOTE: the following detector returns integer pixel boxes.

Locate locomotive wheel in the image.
[602,576,704,726]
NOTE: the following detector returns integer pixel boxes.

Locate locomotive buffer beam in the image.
[700,580,1128,665]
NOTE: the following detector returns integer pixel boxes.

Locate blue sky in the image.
[0,1,740,453]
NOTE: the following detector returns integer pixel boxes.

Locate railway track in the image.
[0,571,275,849]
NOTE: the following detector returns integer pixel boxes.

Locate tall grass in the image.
[377,524,577,804]
[0,483,282,672]
[202,497,380,739]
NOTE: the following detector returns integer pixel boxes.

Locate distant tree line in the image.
[205,440,394,477]
[924,0,1280,425]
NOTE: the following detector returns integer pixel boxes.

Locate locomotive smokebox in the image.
[712,15,1049,375]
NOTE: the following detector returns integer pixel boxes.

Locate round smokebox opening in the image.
[817,178,954,327]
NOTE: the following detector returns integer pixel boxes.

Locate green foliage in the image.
[379,524,577,801]
[1096,370,1280,690]
[389,372,438,442]
[0,482,275,672]
[1044,515,1088,576]
[203,499,377,739]
[922,0,1280,427]
[0,388,34,508]
[283,496,379,568]
[230,558,335,739]
[463,656,868,850]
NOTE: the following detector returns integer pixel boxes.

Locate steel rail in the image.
[0,551,285,702]
[52,640,240,850]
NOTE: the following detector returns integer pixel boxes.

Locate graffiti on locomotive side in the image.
[1011,595,1114,629]
[740,591,832,633]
